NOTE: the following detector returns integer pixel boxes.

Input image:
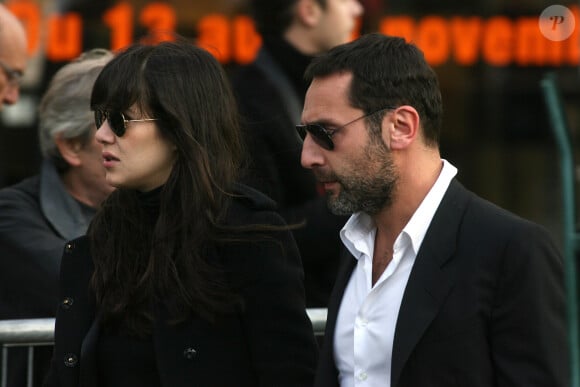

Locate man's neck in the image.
[283,28,321,56]
[372,157,443,252]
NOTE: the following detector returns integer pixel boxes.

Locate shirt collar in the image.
[40,159,94,240]
[403,159,457,254]
[340,159,457,258]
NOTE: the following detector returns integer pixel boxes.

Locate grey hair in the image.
[38,48,113,168]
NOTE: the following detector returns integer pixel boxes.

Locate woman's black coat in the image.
[43,185,318,386]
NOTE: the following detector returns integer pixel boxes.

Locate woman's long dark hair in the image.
[88,40,250,335]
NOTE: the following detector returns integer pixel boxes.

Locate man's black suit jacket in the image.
[315,179,568,387]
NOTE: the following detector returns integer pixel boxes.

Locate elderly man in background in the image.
[0,3,27,109]
[0,48,114,387]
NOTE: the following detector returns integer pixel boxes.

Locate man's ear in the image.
[54,133,83,167]
[296,0,323,28]
[385,105,420,150]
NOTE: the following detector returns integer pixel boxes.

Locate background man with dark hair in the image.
[230,0,363,307]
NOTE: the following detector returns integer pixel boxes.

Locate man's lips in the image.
[320,181,339,190]
[313,170,339,190]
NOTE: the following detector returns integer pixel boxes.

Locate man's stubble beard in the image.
[326,140,398,216]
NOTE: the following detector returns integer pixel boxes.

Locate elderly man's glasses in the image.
[94,109,158,137]
[296,107,397,151]
[0,60,23,87]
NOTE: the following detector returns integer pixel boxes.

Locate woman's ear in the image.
[385,105,420,150]
[54,133,83,167]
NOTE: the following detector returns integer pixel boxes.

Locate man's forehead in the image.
[0,43,27,73]
[303,78,360,125]
[306,73,352,106]
[0,7,27,69]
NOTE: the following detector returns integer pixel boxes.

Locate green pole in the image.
[540,72,580,387]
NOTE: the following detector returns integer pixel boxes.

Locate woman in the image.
[43,40,318,386]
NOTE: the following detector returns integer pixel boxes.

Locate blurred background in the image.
[1,0,579,248]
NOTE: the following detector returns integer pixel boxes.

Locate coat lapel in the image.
[391,180,471,387]
[325,247,357,346]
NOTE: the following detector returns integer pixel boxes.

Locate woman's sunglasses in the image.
[94,109,158,137]
[295,106,397,151]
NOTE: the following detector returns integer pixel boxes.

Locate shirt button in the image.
[358,371,368,381]
[356,316,368,328]
[65,242,74,253]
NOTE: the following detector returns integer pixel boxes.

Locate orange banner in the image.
[7,1,580,67]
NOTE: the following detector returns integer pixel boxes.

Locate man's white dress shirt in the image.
[334,159,457,387]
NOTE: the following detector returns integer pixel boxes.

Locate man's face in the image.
[314,0,364,52]
[0,12,27,110]
[76,127,116,204]
[300,72,398,216]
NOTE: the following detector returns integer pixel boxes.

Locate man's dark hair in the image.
[305,33,443,146]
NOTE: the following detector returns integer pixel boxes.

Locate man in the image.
[0,49,114,387]
[0,3,27,109]
[230,0,363,307]
[299,33,567,386]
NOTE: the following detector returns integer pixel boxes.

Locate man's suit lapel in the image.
[391,179,471,387]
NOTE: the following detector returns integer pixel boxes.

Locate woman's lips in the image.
[102,152,119,167]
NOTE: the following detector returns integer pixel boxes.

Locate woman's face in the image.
[95,105,177,192]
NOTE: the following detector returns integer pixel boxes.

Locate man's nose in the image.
[300,134,325,169]
[2,83,20,106]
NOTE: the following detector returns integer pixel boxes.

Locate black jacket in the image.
[315,180,568,387]
[0,159,94,319]
[43,184,318,387]
[0,160,95,387]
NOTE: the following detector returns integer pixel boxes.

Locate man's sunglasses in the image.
[295,106,397,151]
[94,109,158,137]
